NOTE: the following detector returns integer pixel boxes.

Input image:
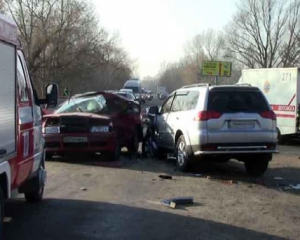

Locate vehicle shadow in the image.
[47,149,137,168]
[3,198,286,240]
[124,155,300,196]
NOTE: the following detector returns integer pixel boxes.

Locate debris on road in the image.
[80,187,87,191]
[278,184,300,191]
[159,175,172,180]
[222,180,238,184]
[161,197,194,209]
[274,177,283,180]
[167,154,176,160]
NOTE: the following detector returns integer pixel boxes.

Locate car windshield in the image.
[125,86,139,93]
[127,94,135,100]
[55,94,129,114]
[55,95,107,114]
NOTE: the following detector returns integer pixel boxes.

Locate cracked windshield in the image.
[0,0,300,239]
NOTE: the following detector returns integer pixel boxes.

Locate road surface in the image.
[3,98,300,240]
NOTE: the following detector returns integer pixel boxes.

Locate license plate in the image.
[229,121,254,129]
[63,137,88,143]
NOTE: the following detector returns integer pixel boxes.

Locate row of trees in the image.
[155,0,300,92]
[1,0,133,96]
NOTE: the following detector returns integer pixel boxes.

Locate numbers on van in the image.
[281,72,292,81]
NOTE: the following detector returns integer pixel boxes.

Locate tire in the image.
[244,156,270,177]
[104,141,121,161]
[25,165,45,203]
[277,128,285,145]
[45,152,53,160]
[154,147,165,160]
[127,129,139,155]
[175,135,191,172]
[0,187,4,238]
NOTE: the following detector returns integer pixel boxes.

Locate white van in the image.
[238,68,300,141]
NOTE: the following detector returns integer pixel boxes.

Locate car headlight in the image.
[91,126,109,133]
[43,126,60,134]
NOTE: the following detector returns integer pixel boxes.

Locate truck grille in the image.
[60,117,89,133]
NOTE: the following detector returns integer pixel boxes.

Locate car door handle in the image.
[0,149,7,156]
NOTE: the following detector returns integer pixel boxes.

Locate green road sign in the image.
[202,61,232,77]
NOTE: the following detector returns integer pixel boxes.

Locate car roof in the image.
[176,84,260,93]
[72,91,128,100]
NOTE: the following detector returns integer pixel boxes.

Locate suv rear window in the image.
[207,90,269,113]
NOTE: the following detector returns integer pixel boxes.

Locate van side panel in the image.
[241,68,297,135]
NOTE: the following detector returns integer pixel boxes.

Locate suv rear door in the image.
[205,87,276,144]
[156,95,174,147]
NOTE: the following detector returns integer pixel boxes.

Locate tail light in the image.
[194,111,222,121]
[260,111,276,120]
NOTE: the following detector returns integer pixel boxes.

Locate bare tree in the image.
[2,0,133,95]
[226,0,300,68]
[186,29,226,62]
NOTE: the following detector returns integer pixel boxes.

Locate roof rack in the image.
[234,83,252,86]
[181,83,210,89]
[73,91,99,98]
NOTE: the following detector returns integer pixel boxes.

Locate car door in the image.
[156,95,174,147]
[165,92,187,148]
[15,54,35,186]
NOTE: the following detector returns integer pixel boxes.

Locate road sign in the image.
[202,61,232,77]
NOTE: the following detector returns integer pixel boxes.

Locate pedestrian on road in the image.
[63,86,69,97]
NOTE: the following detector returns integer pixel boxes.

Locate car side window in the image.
[185,91,199,110]
[17,56,29,102]
[161,96,174,114]
[171,95,186,112]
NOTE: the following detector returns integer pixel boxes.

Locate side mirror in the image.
[45,83,59,108]
[149,106,159,115]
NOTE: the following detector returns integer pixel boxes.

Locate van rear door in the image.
[206,87,277,145]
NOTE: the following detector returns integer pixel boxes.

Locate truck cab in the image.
[0,13,58,235]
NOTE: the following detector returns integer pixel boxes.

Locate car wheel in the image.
[154,147,165,159]
[45,152,53,160]
[176,135,190,172]
[277,128,285,145]
[105,141,121,161]
[244,156,270,177]
[0,187,4,238]
[25,165,45,203]
[128,129,139,155]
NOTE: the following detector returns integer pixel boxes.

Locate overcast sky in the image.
[93,0,237,79]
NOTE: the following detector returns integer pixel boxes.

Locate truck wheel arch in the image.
[0,162,11,199]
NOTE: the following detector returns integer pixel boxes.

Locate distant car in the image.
[120,88,134,94]
[115,91,140,105]
[149,83,278,176]
[43,92,142,160]
[159,91,169,100]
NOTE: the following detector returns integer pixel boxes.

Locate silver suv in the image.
[148,83,278,176]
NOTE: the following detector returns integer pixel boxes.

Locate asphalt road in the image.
[3,97,300,240]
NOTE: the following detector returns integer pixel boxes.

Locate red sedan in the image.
[43,92,142,160]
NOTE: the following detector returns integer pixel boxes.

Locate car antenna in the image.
[67,91,83,112]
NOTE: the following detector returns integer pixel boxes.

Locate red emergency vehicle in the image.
[0,13,58,234]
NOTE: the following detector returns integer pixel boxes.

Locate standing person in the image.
[63,86,69,97]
